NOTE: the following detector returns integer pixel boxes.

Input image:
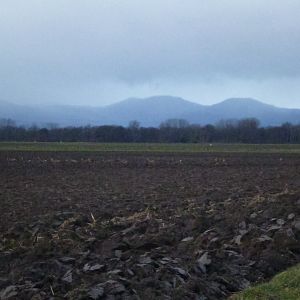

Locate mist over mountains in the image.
[1,96,300,127]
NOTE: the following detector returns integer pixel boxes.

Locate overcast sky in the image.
[1,0,300,108]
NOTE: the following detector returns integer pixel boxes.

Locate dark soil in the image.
[0,151,300,299]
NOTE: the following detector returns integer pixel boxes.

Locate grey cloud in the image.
[0,0,300,106]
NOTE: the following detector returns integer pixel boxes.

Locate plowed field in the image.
[1,151,299,299]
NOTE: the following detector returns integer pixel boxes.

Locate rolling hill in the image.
[0,96,300,127]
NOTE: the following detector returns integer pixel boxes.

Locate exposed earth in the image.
[0,151,300,299]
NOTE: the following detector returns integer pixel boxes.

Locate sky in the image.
[0,0,300,108]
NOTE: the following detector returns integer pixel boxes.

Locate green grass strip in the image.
[231,264,300,300]
[1,142,300,153]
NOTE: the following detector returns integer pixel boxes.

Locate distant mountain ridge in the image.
[0,96,300,127]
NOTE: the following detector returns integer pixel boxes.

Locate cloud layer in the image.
[1,0,300,107]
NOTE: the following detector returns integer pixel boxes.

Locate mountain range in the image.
[0,96,300,127]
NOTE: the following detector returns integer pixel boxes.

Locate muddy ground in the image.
[0,151,300,299]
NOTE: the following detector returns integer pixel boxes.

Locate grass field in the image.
[1,142,300,153]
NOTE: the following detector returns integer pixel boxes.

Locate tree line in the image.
[0,118,300,144]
